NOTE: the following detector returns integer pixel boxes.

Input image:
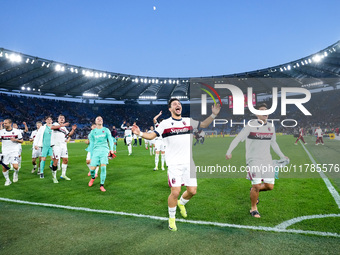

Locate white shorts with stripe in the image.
[53,144,68,159]
[167,163,197,187]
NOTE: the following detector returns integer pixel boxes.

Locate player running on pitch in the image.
[0,119,23,186]
[121,121,133,156]
[132,98,221,231]
[88,116,116,192]
[294,127,307,145]
[50,114,77,181]
[226,103,289,218]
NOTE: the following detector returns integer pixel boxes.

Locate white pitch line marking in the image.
[0,197,339,238]
[276,214,340,229]
[300,141,340,209]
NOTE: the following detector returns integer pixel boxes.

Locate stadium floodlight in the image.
[0,51,2,57]
[156,79,159,84]
[9,53,22,63]
[46,63,50,68]
[287,65,291,70]
[31,59,35,64]
[42,62,45,67]
[55,64,62,71]
[70,67,74,72]
[95,72,99,78]
[176,80,179,84]
[308,58,312,63]
[135,78,139,83]
[296,63,300,67]
[82,70,86,75]
[164,80,167,84]
[38,89,40,91]
[304,60,308,64]
[169,79,172,84]
[26,58,30,63]
[27,87,31,91]
[83,92,98,97]
[103,73,107,78]
[313,55,322,62]
[21,86,25,90]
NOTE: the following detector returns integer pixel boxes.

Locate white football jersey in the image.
[121,124,132,137]
[227,120,285,165]
[52,122,69,146]
[315,128,323,137]
[154,117,200,165]
[30,129,39,148]
[0,128,23,153]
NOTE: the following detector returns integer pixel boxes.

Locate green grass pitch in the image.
[1,135,339,254]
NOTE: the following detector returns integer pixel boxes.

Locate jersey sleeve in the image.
[30,131,35,139]
[190,118,200,130]
[106,128,114,151]
[270,130,285,159]
[154,121,165,137]
[17,129,23,140]
[226,126,250,155]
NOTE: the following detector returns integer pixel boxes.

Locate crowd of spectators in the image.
[0,88,339,140]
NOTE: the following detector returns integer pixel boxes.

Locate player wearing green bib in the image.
[88,116,116,192]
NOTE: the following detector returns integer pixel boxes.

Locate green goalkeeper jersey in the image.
[42,125,52,147]
[88,127,115,153]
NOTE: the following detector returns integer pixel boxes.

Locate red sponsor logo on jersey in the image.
[249,132,273,140]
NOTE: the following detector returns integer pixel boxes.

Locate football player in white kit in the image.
[147,126,156,156]
[29,121,42,173]
[153,111,166,171]
[0,119,23,186]
[11,122,28,171]
[121,121,133,156]
[226,103,289,218]
[132,98,221,231]
[50,115,77,182]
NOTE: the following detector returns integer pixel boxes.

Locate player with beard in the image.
[132,98,221,231]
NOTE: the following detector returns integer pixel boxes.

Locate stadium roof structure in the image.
[0,41,340,102]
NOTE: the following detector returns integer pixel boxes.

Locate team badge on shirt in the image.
[182,121,186,126]
[172,178,176,184]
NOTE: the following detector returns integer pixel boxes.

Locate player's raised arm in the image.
[23,122,28,133]
[153,111,162,124]
[51,122,70,130]
[68,124,77,138]
[200,104,221,128]
[132,124,157,140]
[121,121,127,129]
